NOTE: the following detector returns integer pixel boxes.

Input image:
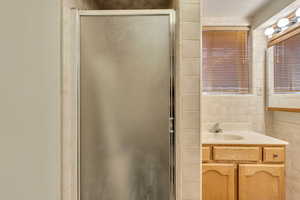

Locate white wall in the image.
[0,1,61,200]
[252,0,296,28]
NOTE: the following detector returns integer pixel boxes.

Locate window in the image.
[274,33,300,93]
[202,30,250,93]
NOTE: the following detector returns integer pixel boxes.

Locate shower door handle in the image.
[169,117,175,133]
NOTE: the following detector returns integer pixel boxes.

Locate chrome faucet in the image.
[209,123,223,133]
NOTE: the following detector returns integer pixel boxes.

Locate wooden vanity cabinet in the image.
[239,164,285,200]
[203,163,237,200]
[202,145,286,200]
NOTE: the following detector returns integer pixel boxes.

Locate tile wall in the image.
[268,94,300,109]
[177,0,202,200]
[267,111,300,200]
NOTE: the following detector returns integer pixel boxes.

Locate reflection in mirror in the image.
[266,32,300,110]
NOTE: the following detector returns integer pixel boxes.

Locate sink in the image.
[220,134,244,140]
[203,134,244,141]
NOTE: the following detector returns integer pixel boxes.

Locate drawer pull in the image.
[273,154,279,158]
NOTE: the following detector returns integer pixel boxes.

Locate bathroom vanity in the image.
[202,131,288,200]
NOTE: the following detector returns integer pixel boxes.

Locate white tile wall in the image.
[182,58,201,75]
[183,111,201,129]
[182,40,201,58]
[182,180,201,199]
[202,95,252,131]
[182,129,201,147]
[182,95,200,111]
[183,76,201,94]
[267,111,300,200]
[182,3,201,22]
[183,23,201,40]
[177,1,201,200]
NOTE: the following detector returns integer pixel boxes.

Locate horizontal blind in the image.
[274,32,300,93]
[203,30,250,93]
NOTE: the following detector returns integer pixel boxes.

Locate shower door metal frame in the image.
[75,9,176,200]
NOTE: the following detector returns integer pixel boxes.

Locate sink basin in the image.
[203,134,244,141]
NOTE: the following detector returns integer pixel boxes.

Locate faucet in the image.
[209,123,223,134]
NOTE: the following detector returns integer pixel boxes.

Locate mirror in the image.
[266,39,300,110]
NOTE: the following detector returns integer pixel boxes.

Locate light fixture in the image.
[264,27,275,36]
[296,8,300,17]
[264,8,300,38]
[277,18,290,28]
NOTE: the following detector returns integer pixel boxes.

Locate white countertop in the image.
[202,131,288,145]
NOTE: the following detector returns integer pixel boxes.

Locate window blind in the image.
[274,32,300,93]
[202,30,250,93]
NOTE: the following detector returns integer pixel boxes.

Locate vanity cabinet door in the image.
[239,164,285,200]
[203,163,236,200]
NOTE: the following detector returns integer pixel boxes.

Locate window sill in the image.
[269,93,300,96]
[267,107,300,113]
[202,93,255,97]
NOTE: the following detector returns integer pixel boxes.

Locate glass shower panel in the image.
[80,13,172,200]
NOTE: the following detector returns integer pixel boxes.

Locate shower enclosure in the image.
[76,10,175,200]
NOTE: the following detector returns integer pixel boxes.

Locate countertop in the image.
[202,131,288,145]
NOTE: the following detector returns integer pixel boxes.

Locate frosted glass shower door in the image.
[78,10,175,200]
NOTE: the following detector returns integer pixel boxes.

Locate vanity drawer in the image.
[213,146,261,161]
[202,146,211,161]
[263,147,285,163]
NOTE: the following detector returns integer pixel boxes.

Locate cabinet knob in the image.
[273,154,279,158]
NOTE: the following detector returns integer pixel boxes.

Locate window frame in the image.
[202,26,252,95]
